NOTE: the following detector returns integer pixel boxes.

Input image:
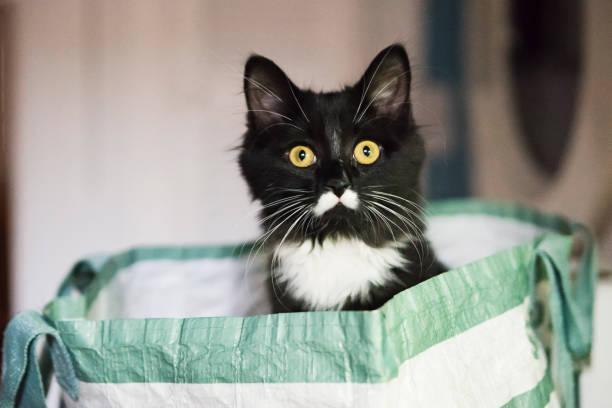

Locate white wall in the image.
[9,0,427,312]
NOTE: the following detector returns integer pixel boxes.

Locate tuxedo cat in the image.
[239,44,445,312]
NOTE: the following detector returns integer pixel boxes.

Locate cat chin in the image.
[303,218,377,246]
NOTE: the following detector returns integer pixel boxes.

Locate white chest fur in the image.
[275,238,408,310]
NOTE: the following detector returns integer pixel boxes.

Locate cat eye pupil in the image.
[299,150,306,161]
[363,146,371,157]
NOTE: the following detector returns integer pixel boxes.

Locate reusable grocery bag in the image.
[1,200,597,407]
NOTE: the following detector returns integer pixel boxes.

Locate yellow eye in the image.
[354,140,380,164]
[289,145,316,167]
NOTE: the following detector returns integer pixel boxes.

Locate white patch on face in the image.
[313,189,359,216]
[313,191,338,216]
[340,189,359,210]
[276,238,410,310]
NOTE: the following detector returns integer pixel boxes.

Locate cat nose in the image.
[325,178,349,196]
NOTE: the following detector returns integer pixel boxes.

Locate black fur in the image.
[239,44,445,312]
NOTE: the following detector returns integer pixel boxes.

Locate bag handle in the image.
[0,311,79,408]
[535,225,597,408]
[56,255,109,297]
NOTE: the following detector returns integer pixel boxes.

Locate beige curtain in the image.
[466,0,612,269]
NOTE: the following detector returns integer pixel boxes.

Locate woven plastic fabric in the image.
[0,200,597,407]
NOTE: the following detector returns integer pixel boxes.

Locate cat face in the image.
[239,44,426,247]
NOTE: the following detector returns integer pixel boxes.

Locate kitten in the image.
[239,44,445,312]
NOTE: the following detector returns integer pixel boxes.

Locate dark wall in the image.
[0,4,13,366]
[510,0,582,176]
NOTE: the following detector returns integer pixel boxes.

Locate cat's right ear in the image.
[353,44,412,120]
[244,55,298,129]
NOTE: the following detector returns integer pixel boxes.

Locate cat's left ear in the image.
[243,55,301,129]
[354,44,411,119]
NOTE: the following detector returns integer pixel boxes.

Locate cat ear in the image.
[355,44,411,120]
[244,55,299,129]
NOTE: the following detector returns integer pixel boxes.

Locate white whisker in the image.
[353,46,395,124]
[286,77,310,123]
[365,199,425,266]
[245,204,308,277]
[371,190,426,213]
[273,207,311,263]
[245,110,294,122]
[364,192,426,226]
[355,69,411,125]
[258,122,305,135]
[244,76,284,102]
[363,203,397,243]
[259,199,310,225]
[261,194,305,208]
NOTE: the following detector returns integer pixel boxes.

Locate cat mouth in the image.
[326,203,349,216]
[313,190,359,216]
[310,206,362,241]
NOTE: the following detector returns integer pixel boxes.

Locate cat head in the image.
[239,44,426,247]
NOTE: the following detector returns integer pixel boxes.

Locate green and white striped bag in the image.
[1,200,596,407]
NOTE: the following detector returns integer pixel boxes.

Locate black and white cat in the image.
[239,44,445,312]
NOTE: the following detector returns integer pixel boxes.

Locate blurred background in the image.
[0,0,610,405]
